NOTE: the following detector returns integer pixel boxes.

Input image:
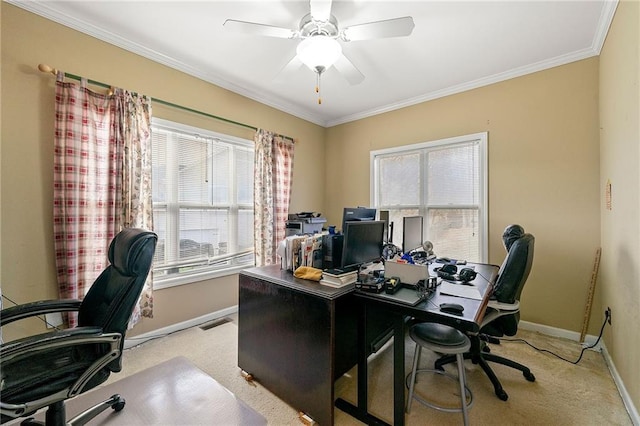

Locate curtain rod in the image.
[37,64,294,142]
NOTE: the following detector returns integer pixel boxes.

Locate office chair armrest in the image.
[480,300,520,329]
[0,326,115,360]
[1,328,123,418]
[0,299,82,326]
[487,299,519,312]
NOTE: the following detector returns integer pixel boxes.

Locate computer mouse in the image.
[439,303,464,315]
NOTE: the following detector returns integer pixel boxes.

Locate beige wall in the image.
[599,0,640,413]
[326,58,602,335]
[0,3,325,339]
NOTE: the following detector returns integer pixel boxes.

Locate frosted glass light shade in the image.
[296,36,342,72]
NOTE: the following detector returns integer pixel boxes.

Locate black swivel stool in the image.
[406,322,473,426]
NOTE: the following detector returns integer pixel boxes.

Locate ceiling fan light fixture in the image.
[296,36,342,73]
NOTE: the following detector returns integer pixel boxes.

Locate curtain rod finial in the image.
[38,64,57,75]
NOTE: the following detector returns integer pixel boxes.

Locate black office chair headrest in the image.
[108,227,157,277]
[78,228,157,335]
[503,224,525,252]
[493,226,534,304]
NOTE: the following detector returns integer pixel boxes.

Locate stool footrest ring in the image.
[405,368,473,413]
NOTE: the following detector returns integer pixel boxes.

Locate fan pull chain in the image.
[316,71,322,105]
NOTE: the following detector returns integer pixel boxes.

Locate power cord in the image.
[475,271,493,285]
[472,271,609,364]
[1,293,62,331]
[496,310,609,365]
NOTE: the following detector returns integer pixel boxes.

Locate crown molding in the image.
[326,0,619,127]
[6,0,326,127]
[592,0,619,54]
[9,0,618,129]
[326,45,601,127]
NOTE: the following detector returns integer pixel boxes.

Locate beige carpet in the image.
[8,356,267,425]
[104,321,632,425]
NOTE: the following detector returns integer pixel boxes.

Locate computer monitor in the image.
[379,210,390,243]
[341,207,377,233]
[341,220,386,270]
[402,216,424,253]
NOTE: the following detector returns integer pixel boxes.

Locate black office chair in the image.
[435,224,535,401]
[1,228,157,425]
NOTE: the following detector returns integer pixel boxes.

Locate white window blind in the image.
[151,118,254,288]
[371,133,488,262]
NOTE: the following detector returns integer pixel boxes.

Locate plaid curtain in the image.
[254,130,295,266]
[53,72,153,327]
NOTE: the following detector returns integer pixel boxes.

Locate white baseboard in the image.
[123,305,238,350]
[519,320,602,348]
[520,320,639,425]
[600,344,640,426]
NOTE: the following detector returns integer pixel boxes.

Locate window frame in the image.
[151,118,255,290]
[370,132,488,263]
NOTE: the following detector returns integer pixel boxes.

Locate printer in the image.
[285,212,327,236]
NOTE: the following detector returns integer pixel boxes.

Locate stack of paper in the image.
[278,233,325,271]
[439,281,482,300]
[319,270,357,287]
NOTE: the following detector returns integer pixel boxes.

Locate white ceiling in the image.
[11,0,617,127]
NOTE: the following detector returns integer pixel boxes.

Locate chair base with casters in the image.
[15,395,126,426]
[434,333,536,401]
[435,299,536,401]
[406,322,473,426]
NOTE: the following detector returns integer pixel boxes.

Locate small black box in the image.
[384,277,402,294]
[356,280,384,293]
[322,234,343,269]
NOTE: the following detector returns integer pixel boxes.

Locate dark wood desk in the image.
[238,265,394,425]
[335,262,499,426]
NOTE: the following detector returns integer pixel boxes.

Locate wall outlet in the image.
[606,307,612,325]
[45,312,64,328]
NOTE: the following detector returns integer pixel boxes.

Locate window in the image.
[151,118,254,288]
[371,133,488,262]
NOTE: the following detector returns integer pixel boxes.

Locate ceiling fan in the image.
[223,0,415,103]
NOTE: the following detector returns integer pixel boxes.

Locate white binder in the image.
[384,261,430,285]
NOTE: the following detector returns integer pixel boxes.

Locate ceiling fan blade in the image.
[342,16,415,41]
[223,19,296,39]
[273,55,304,83]
[333,54,364,85]
[310,0,332,22]
[281,55,304,74]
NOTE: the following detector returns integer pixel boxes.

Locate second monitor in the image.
[402,216,424,253]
